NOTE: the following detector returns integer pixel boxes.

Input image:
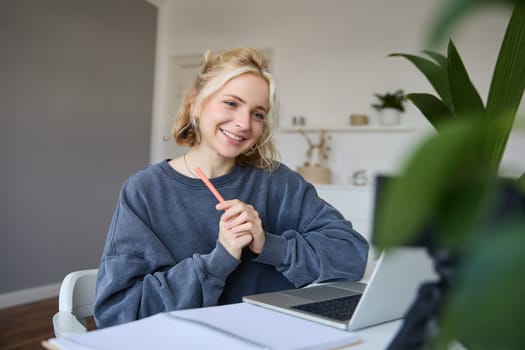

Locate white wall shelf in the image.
[280,124,415,133]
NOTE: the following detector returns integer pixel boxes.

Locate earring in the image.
[191,117,199,131]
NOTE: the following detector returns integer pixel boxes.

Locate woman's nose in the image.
[234,110,251,129]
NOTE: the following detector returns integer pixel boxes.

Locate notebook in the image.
[243,175,438,330]
[44,303,361,350]
[243,247,436,330]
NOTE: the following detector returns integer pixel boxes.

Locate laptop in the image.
[243,247,436,330]
[243,175,438,331]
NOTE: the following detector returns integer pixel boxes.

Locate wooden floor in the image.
[0,298,96,350]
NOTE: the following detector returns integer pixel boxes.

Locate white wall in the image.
[150,0,524,182]
[0,0,156,306]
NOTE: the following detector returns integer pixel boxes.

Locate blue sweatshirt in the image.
[94,160,369,327]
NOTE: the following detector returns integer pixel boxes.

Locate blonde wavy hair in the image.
[171,47,279,171]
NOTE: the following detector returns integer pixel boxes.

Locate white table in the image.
[349,320,403,349]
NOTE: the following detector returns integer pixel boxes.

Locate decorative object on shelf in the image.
[350,114,369,126]
[297,165,331,184]
[292,115,306,126]
[298,129,331,166]
[351,170,369,186]
[297,130,332,184]
[371,89,406,125]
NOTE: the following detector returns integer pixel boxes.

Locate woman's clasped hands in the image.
[216,199,265,259]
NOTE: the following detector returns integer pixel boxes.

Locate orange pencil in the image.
[194,166,225,203]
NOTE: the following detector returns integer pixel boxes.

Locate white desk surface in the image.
[350,319,402,349]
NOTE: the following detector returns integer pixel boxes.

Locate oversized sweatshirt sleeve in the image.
[94,178,240,328]
[253,170,369,287]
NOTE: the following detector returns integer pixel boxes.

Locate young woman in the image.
[94,47,369,328]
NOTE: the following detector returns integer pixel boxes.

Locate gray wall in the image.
[0,0,156,293]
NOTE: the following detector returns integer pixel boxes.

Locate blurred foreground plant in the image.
[374,1,525,348]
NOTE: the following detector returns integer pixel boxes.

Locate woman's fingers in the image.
[218,221,252,260]
[217,200,247,221]
[216,198,265,255]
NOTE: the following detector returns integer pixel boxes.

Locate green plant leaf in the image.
[389,53,454,112]
[373,119,488,248]
[422,49,448,69]
[373,116,511,248]
[485,3,525,164]
[447,39,485,116]
[517,172,525,191]
[436,224,525,349]
[407,93,454,130]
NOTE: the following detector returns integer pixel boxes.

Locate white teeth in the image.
[222,129,244,141]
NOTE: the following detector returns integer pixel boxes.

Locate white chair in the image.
[52,269,98,337]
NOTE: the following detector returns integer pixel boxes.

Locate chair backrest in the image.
[58,269,98,321]
[53,269,98,337]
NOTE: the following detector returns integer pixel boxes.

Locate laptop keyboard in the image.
[291,294,362,321]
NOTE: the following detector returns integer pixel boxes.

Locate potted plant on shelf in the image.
[371,89,406,125]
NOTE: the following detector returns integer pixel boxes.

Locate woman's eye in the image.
[252,111,266,121]
[224,100,237,108]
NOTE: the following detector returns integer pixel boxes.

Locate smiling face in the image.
[196,73,270,161]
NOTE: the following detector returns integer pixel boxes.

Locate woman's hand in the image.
[217,219,252,260]
[216,199,266,257]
